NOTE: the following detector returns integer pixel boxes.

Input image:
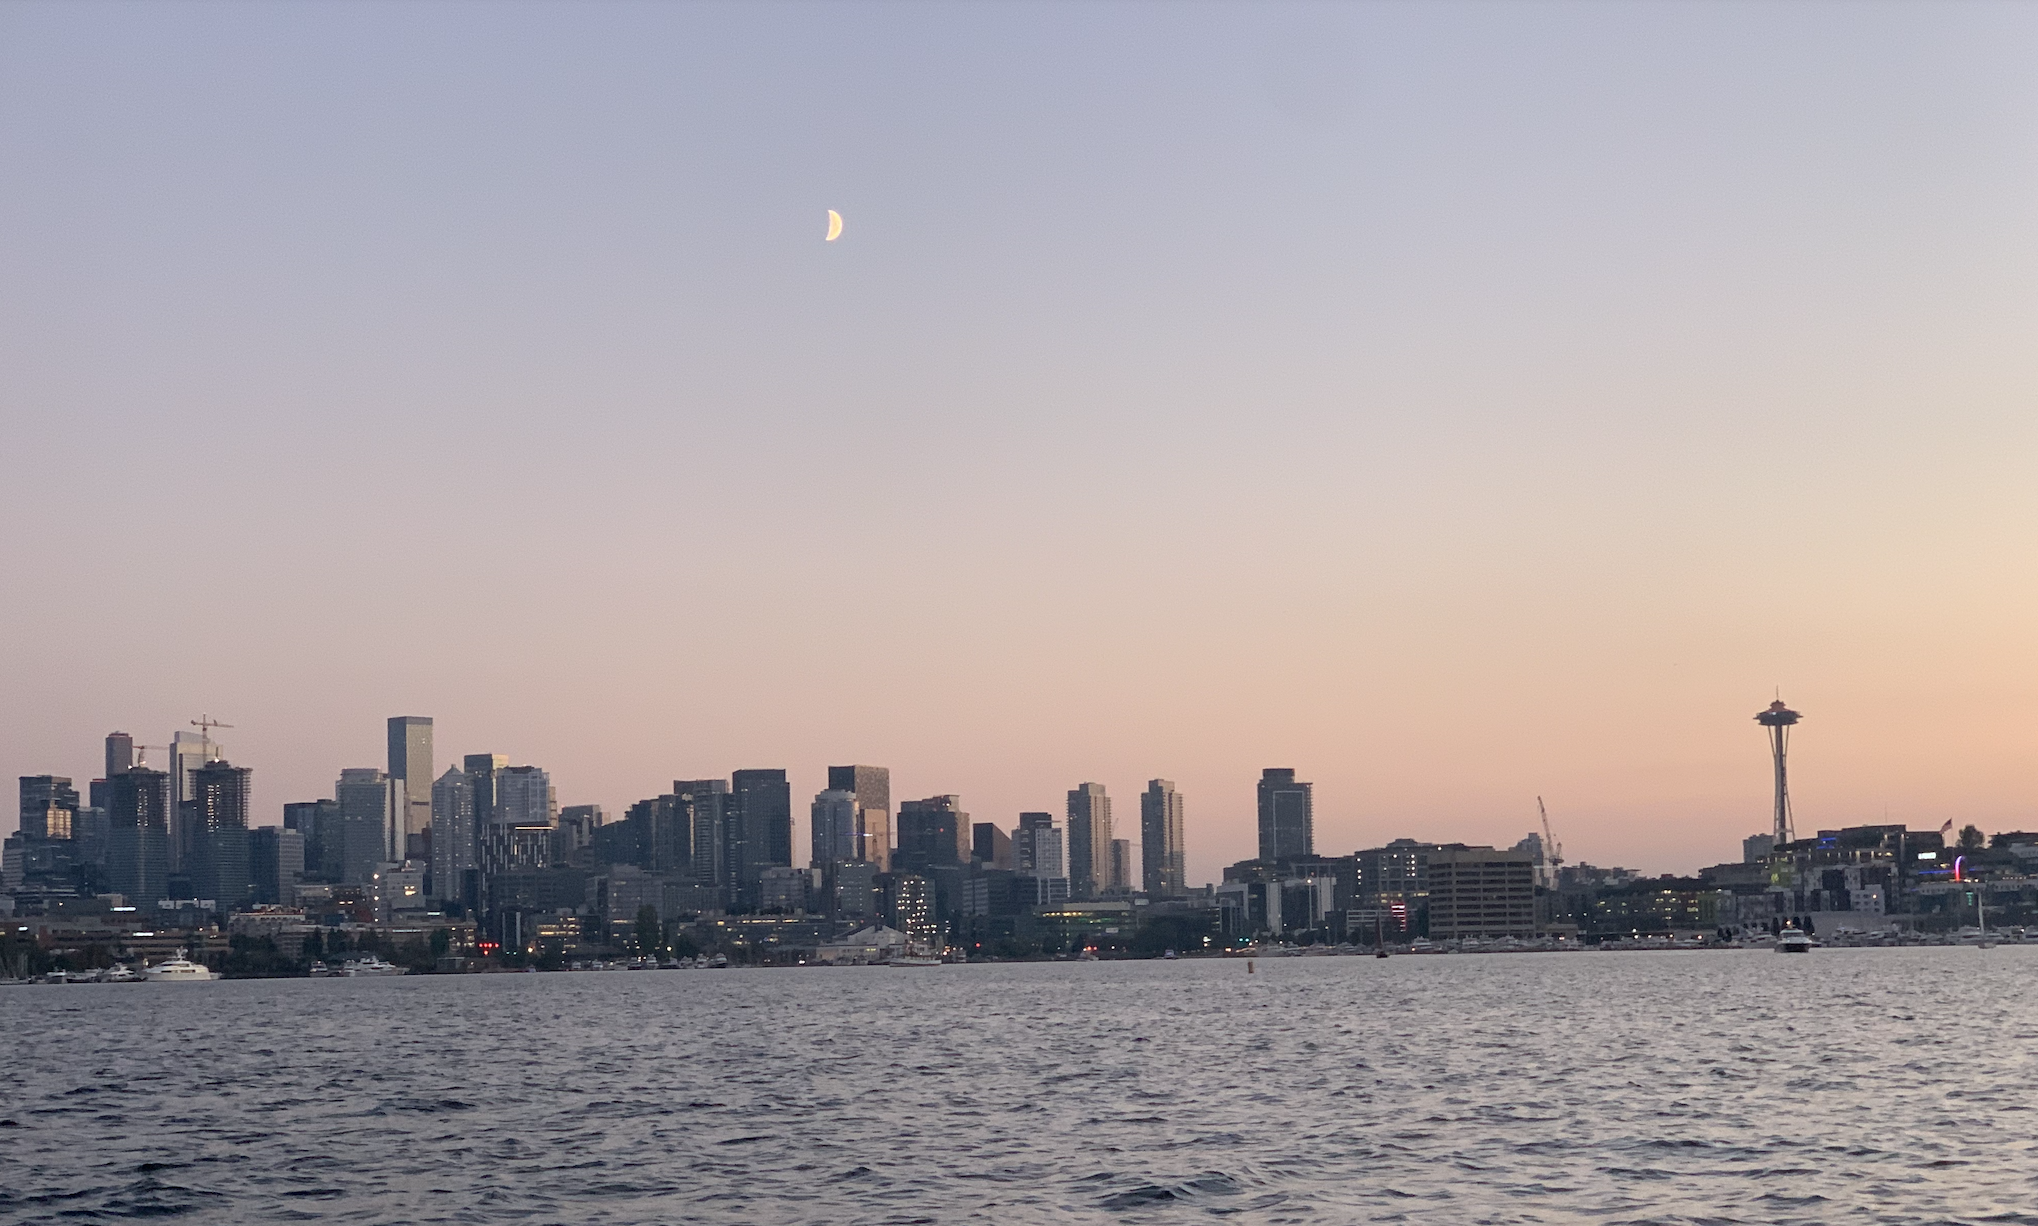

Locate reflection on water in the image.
[2,949,2034,1224]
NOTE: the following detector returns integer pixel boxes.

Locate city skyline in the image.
[5,4,2037,880]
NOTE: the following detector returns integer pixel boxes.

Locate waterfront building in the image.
[335,768,393,885]
[897,796,969,872]
[1256,769,1313,861]
[1067,783,1112,900]
[370,859,427,922]
[1355,839,1433,935]
[886,873,938,945]
[760,865,817,913]
[430,767,476,901]
[1426,845,1538,939]
[972,821,1013,869]
[1140,779,1186,896]
[812,789,858,867]
[827,764,891,871]
[386,717,433,861]
[186,760,253,909]
[106,768,170,904]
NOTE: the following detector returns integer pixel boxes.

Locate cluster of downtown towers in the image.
[10,715,1321,919]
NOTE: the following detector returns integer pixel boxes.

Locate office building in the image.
[106,768,170,904]
[972,821,1013,870]
[826,765,891,870]
[729,769,792,907]
[105,732,134,780]
[812,789,858,867]
[19,776,80,841]
[335,768,393,885]
[1426,845,1539,939]
[431,767,476,901]
[897,796,970,872]
[1067,783,1112,900]
[167,729,222,871]
[186,760,252,908]
[464,753,508,825]
[387,716,433,860]
[250,826,304,906]
[1257,769,1314,861]
[676,779,732,891]
[495,765,555,828]
[1014,812,1070,908]
[1141,779,1186,896]
[557,804,604,863]
[1109,838,1133,894]
[284,799,343,883]
[1743,833,1777,864]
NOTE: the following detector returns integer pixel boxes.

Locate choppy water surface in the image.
[4,949,2038,1224]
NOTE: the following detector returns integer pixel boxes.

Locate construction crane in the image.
[130,743,169,770]
[190,714,234,741]
[1538,796,1565,880]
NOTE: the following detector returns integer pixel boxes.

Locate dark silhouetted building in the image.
[1141,779,1186,896]
[1067,783,1112,900]
[1257,769,1313,861]
[107,768,170,904]
[897,795,969,872]
[187,760,253,908]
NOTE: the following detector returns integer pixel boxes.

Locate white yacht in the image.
[340,955,407,977]
[144,950,217,981]
[1776,926,1812,954]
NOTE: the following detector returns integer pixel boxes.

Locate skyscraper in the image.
[1107,838,1133,893]
[1066,782,1112,900]
[430,766,476,901]
[284,799,342,882]
[1141,779,1186,896]
[972,821,1013,869]
[676,778,732,892]
[166,729,221,870]
[18,776,79,841]
[250,826,303,905]
[1013,812,1069,908]
[104,732,134,780]
[826,765,891,870]
[896,795,970,871]
[107,768,170,904]
[386,716,433,860]
[335,768,393,885]
[811,789,858,867]
[464,753,508,826]
[187,760,252,908]
[1256,769,1313,861]
[729,769,792,907]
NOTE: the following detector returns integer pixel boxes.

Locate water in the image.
[4,949,2037,1225]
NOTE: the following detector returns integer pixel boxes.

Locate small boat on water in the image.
[340,955,407,977]
[144,950,217,981]
[1162,949,1178,960]
[1776,926,1812,954]
[889,944,943,967]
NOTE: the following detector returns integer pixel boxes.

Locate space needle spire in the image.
[1755,698,1802,845]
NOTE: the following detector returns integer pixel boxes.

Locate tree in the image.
[1960,825,1985,852]
[429,928,451,958]
[635,904,662,955]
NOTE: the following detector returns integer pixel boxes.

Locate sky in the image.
[3,1,2036,882]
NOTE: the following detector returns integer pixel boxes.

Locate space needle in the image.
[1755,698,1802,845]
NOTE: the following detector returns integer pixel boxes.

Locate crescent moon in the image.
[825,210,843,242]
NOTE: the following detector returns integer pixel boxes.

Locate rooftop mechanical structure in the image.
[1755,699,1802,845]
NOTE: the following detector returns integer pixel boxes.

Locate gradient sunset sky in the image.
[4,2,2036,882]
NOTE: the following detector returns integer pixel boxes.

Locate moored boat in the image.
[144,950,217,981]
[1776,926,1812,954]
